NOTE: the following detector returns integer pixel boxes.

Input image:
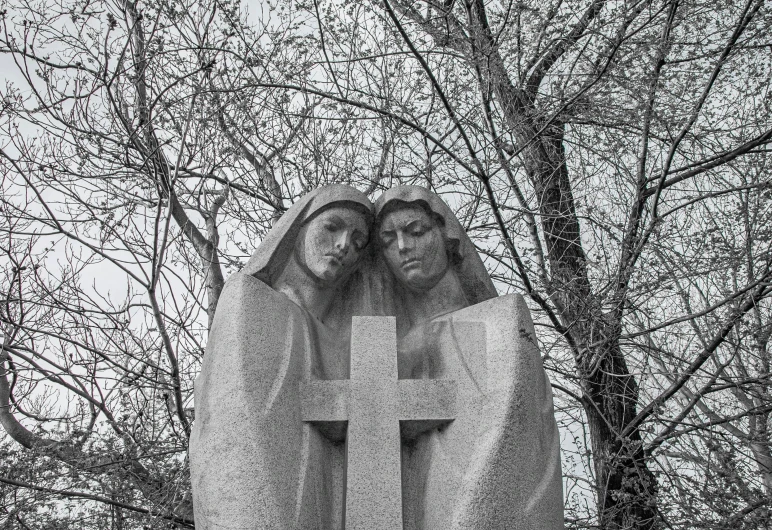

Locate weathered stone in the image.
[189,274,311,529]
[190,185,374,530]
[376,186,563,529]
[398,294,563,529]
[189,184,564,530]
[302,316,455,530]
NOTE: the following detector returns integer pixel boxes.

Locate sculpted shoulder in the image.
[439,292,526,322]
[220,271,276,298]
[217,272,293,311]
[209,272,304,339]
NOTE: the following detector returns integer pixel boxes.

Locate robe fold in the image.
[189,273,346,530]
[399,293,563,530]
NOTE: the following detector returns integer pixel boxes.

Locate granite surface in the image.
[189,185,564,529]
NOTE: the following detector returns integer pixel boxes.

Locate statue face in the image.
[378,205,449,292]
[299,206,369,285]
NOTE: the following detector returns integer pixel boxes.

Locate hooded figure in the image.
[373,185,497,332]
[244,183,374,336]
[190,184,373,530]
[375,186,564,530]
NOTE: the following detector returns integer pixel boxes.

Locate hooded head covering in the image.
[374,186,497,307]
[243,184,374,286]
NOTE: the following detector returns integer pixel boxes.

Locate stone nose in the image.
[334,231,351,255]
[396,231,412,252]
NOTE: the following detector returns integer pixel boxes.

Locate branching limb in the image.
[624,282,772,436]
[0,475,194,528]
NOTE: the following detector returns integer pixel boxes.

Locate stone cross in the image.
[301,316,457,529]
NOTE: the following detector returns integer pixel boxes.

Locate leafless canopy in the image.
[1,0,771,528]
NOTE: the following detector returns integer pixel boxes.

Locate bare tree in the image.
[281,0,772,527]
[0,0,322,525]
[1,0,771,528]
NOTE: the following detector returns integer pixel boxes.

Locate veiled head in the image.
[375,186,497,305]
[243,184,373,289]
[377,201,450,292]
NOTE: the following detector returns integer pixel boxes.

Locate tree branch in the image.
[0,475,194,528]
[524,0,607,99]
[623,282,772,436]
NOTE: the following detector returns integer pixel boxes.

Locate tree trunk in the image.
[465,4,658,527]
[525,119,657,530]
[584,336,658,529]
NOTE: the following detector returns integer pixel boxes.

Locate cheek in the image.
[384,247,401,271]
[417,233,439,258]
[342,246,360,267]
[422,235,446,272]
[312,229,332,252]
[305,230,329,269]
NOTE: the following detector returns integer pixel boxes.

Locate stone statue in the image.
[189,184,564,530]
[375,186,563,529]
[189,185,373,529]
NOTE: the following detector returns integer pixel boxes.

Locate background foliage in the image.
[1,0,771,528]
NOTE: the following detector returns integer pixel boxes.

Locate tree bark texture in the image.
[429,1,659,526]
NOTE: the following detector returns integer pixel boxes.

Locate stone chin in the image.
[397,266,448,293]
[315,257,348,285]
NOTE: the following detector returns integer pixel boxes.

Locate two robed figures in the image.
[189,185,564,529]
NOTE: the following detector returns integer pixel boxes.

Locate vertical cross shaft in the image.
[346,317,402,528]
[301,316,456,529]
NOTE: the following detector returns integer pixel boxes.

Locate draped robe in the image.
[189,273,348,530]
[189,275,563,529]
[399,293,564,530]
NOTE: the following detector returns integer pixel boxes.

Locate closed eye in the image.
[379,231,396,246]
[407,221,430,237]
